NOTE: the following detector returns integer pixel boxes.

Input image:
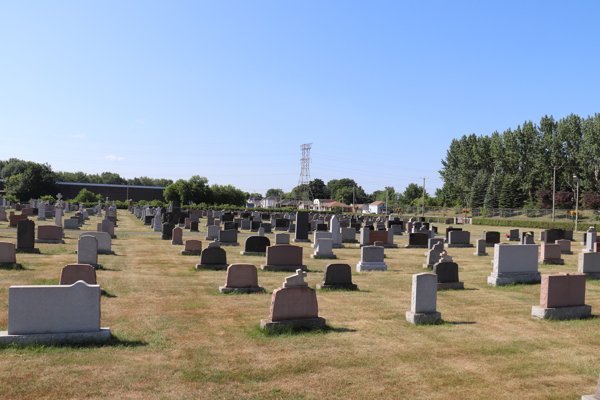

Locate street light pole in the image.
[550,165,562,222]
[422,177,426,218]
[574,174,580,233]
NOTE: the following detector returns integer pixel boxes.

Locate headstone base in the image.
[260,264,308,272]
[293,239,310,243]
[560,251,573,255]
[581,395,599,400]
[447,244,474,248]
[217,242,240,246]
[342,239,357,243]
[260,317,326,330]
[219,286,265,294]
[35,239,65,244]
[484,243,498,247]
[180,250,202,256]
[15,248,40,254]
[473,252,488,256]
[531,305,592,320]
[171,240,183,245]
[404,245,427,249]
[316,283,358,290]
[204,236,218,241]
[310,254,337,259]
[0,328,112,345]
[239,251,266,256]
[356,261,388,272]
[582,272,600,279]
[196,264,229,270]
[540,259,564,265]
[405,311,441,325]
[487,272,541,286]
[332,244,345,249]
[356,243,397,248]
[437,282,464,290]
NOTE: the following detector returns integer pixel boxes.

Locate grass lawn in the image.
[0,211,599,399]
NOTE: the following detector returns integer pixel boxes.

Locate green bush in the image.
[472,218,600,232]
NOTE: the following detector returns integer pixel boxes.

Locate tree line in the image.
[438,113,600,210]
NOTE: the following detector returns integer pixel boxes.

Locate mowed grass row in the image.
[0,211,599,400]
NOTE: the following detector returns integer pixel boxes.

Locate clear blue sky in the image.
[2,1,599,197]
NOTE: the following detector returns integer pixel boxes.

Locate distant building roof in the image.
[57,181,164,190]
[370,201,386,205]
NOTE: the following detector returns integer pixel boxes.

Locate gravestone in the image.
[311,238,336,259]
[433,256,463,290]
[556,239,572,254]
[161,223,174,240]
[448,230,472,248]
[341,227,357,243]
[521,231,535,245]
[205,225,219,241]
[219,264,265,294]
[181,240,202,255]
[578,252,600,279]
[218,229,239,246]
[473,238,488,256]
[189,221,199,232]
[79,232,112,254]
[317,263,358,290]
[144,215,154,225]
[445,227,462,242]
[241,236,271,255]
[483,231,501,247]
[532,273,591,320]
[424,242,444,269]
[0,242,17,266]
[545,229,565,244]
[260,269,325,330]
[540,243,564,264]
[312,231,332,248]
[36,225,64,244]
[59,264,97,285]
[405,233,428,248]
[77,235,98,267]
[508,229,520,241]
[16,219,39,253]
[196,245,228,270]
[260,223,272,234]
[261,244,307,271]
[275,233,289,245]
[0,210,7,221]
[488,244,540,286]
[330,216,343,248]
[585,228,597,253]
[0,281,111,345]
[9,214,28,227]
[405,273,441,324]
[172,227,183,245]
[356,245,387,271]
[223,221,238,231]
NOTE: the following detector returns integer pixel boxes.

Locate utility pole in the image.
[550,165,562,222]
[385,187,388,216]
[422,177,426,218]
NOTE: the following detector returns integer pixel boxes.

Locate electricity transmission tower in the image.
[297,143,313,202]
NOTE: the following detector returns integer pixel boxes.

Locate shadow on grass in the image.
[33,279,59,285]
[95,265,122,271]
[0,263,27,271]
[491,282,540,291]
[211,289,270,296]
[247,323,356,338]
[0,335,148,352]
[101,289,117,298]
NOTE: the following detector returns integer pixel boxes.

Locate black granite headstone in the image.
[16,219,35,250]
[190,221,199,232]
[161,223,174,240]
[433,262,459,283]
[295,212,309,240]
[244,236,271,253]
[409,232,429,246]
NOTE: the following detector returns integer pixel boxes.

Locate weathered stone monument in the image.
[488,244,540,286]
[316,263,358,290]
[260,269,325,329]
[405,273,441,325]
[424,242,444,269]
[311,238,336,259]
[16,219,40,253]
[532,273,591,320]
[36,225,64,244]
[241,236,270,256]
[219,264,265,294]
[59,264,97,285]
[181,240,202,255]
[0,242,17,266]
[196,245,228,270]
[447,230,472,248]
[473,238,488,256]
[433,252,464,290]
[540,243,564,265]
[0,281,111,345]
[578,252,600,279]
[356,245,387,271]
[261,244,307,271]
[79,232,112,254]
[218,229,239,246]
[77,235,98,267]
[172,227,183,245]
